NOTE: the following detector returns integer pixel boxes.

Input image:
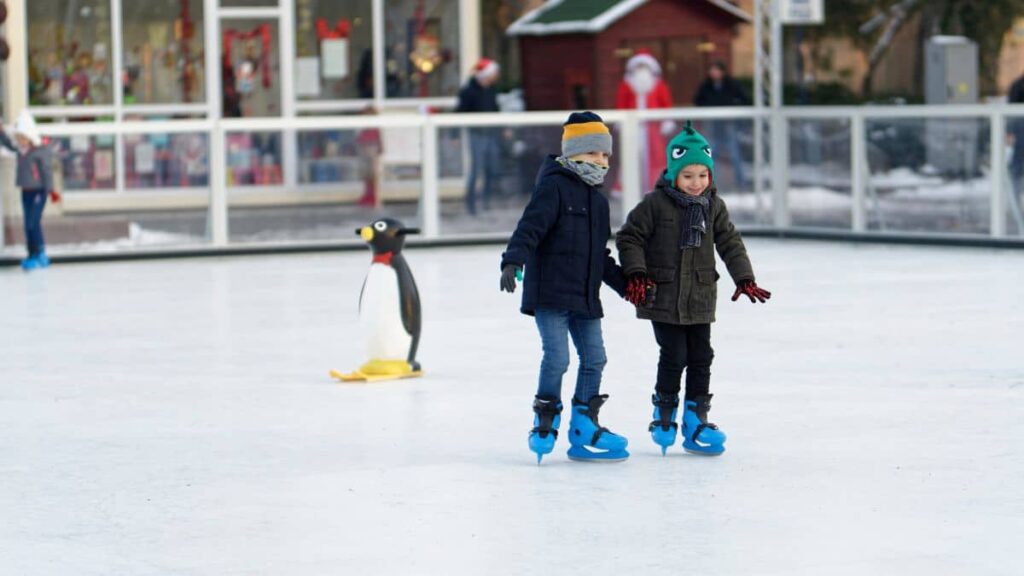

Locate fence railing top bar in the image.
[36,120,215,136]
[632,107,767,121]
[218,115,428,131]
[782,103,1014,120]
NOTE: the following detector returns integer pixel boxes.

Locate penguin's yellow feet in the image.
[358,359,415,376]
[329,360,423,383]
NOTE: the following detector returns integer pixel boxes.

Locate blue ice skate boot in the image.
[528,396,562,464]
[34,251,50,268]
[567,394,629,462]
[681,394,727,456]
[20,255,41,271]
[649,393,679,455]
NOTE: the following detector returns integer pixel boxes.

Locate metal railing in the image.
[5,104,1023,257]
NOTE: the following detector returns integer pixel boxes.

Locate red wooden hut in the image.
[507,0,751,110]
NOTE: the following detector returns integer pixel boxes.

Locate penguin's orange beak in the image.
[358,227,374,241]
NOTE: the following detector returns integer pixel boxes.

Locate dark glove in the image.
[500,264,521,293]
[626,273,656,307]
[731,280,771,303]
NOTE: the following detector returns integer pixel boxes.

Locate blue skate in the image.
[20,255,41,271]
[35,252,50,268]
[681,394,726,456]
[567,395,629,462]
[649,393,679,455]
[528,396,562,464]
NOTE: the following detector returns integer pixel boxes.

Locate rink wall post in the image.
[990,109,1007,238]
[208,123,229,246]
[619,111,641,224]
[770,112,789,227]
[420,117,441,239]
[851,114,867,233]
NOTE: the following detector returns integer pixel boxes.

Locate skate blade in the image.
[329,369,423,383]
[567,446,630,462]
[682,443,725,457]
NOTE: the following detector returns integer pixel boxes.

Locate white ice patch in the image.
[359,263,412,361]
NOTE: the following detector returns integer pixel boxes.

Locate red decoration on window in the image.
[222,24,272,89]
[315,18,351,41]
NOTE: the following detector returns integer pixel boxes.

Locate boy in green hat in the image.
[616,121,772,456]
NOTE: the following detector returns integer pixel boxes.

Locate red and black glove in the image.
[731,280,771,303]
[626,273,656,307]
[49,190,62,203]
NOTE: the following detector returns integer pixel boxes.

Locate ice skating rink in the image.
[2,239,1022,575]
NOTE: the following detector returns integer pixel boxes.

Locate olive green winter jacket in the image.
[616,181,754,324]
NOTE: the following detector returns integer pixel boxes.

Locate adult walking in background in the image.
[694,61,749,189]
[1008,71,1024,198]
[456,58,501,215]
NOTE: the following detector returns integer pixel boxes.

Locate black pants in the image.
[652,321,714,400]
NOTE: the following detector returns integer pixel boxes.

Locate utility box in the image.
[925,36,979,175]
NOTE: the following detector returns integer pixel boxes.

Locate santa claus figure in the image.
[616,50,674,192]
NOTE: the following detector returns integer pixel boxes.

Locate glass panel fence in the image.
[226,126,422,243]
[787,117,852,229]
[865,117,990,234]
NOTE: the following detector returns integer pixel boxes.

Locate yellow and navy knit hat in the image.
[562,111,612,158]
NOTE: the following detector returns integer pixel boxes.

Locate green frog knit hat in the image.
[664,120,714,183]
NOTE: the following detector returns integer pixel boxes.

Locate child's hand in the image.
[626,273,656,307]
[500,264,521,293]
[49,190,62,203]
[732,281,771,303]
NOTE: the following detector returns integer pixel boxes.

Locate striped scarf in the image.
[663,186,710,249]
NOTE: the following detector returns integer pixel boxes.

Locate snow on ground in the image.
[1,237,1023,575]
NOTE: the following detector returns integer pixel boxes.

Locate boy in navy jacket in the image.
[500,111,629,463]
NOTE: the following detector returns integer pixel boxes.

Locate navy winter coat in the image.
[501,156,627,318]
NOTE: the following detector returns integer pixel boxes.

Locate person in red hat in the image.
[456,58,502,215]
[615,50,675,192]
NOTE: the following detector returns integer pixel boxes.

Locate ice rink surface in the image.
[2,239,1022,575]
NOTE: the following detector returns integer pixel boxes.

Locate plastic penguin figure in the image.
[330,218,423,382]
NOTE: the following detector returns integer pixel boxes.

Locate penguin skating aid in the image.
[330,219,424,383]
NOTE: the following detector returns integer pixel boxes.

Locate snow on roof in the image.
[507,0,751,36]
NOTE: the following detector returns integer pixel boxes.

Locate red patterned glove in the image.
[626,273,656,307]
[732,280,771,303]
[49,190,62,203]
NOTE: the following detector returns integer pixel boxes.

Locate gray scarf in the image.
[557,156,608,187]
[663,185,710,249]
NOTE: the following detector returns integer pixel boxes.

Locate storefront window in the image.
[52,133,118,191]
[294,0,373,101]
[121,1,206,105]
[384,0,460,98]
[27,0,114,106]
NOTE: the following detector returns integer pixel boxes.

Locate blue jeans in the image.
[21,189,47,256]
[466,131,499,214]
[534,309,607,403]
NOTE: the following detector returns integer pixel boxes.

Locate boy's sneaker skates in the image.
[567,394,629,462]
[649,393,680,455]
[681,394,727,456]
[528,396,562,464]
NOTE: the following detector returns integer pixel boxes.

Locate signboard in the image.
[780,0,824,25]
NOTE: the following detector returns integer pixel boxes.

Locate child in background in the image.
[0,111,59,270]
[500,111,630,464]
[617,121,771,456]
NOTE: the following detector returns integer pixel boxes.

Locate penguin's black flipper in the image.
[392,254,422,364]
